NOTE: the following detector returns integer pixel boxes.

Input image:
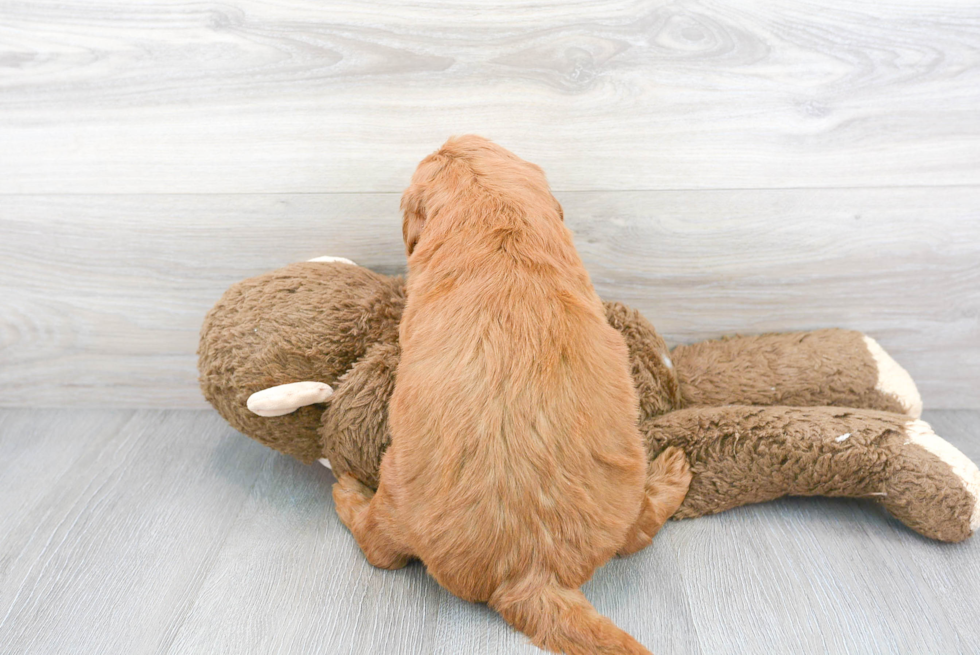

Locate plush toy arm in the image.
[318,341,401,489]
[670,330,922,418]
[641,405,979,542]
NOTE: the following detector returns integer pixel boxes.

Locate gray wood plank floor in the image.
[1,409,978,654]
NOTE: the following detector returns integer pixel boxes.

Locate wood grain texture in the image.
[0,409,978,653]
[426,537,702,655]
[0,409,272,654]
[167,451,445,654]
[1,0,979,193]
[1,189,977,408]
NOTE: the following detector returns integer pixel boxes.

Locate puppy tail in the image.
[489,575,651,655]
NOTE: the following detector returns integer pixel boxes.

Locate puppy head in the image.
[400,135,563,257]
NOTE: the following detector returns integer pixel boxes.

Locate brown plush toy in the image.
[199,257,980,543]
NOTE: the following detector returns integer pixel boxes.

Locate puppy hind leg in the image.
[332,475,411,569]
[618,446,692,557]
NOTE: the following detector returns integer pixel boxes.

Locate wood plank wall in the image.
[1,1,978,408]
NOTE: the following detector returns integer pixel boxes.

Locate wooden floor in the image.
[1,408,978,654]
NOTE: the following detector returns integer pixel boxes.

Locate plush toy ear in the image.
[246,381,333,417]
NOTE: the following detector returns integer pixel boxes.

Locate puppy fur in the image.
[333,136,691,655]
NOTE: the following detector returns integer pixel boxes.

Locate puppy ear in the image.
[401,184,426,257]
[555,200,565,222]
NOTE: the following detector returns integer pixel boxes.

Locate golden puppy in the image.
[333,136,691,655]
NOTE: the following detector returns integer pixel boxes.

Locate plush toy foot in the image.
[882,419,980,540]
[862,336,923,418]
[332,475,410,569]
[643,406,979,542]
[618,447,692,557]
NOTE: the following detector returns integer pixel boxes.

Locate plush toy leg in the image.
[641,406,979,542]
[618,447,693,556]
[332,474,411,569]
[670,329,922,417]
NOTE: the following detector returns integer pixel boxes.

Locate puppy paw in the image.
[619,448,694,557]
[647,446,693,496]
[646,447,693,522]
[332,475,374,528]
